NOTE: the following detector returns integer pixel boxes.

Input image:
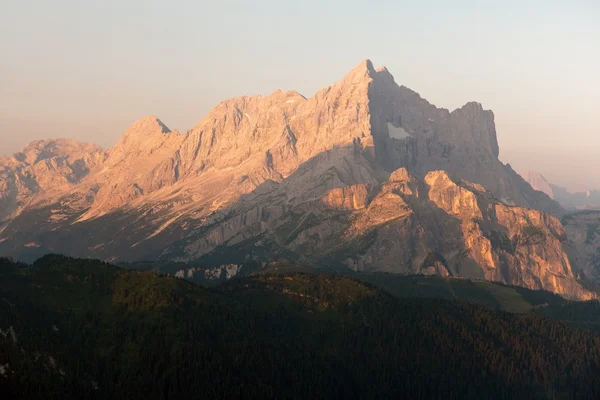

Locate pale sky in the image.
[1,0,599,189]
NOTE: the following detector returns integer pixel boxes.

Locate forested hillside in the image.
[2,255,600,399]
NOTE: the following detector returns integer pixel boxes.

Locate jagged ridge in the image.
[0,60,583,298]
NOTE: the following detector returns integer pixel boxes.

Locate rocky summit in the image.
[2,59,592,299]
[523,171,555,199]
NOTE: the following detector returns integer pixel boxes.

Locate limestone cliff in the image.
[368,69,563,216]
[161,168,593,299]
[332,169,589,299]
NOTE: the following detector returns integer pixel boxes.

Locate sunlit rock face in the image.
[316,168,591,300]
[2,60,589,299]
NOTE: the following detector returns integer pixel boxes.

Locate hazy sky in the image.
[1,0,599,189]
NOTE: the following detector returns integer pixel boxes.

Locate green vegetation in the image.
[349,272,565,313]
[488,231,515,254]
[522,225,545,239]
[3,255,600,399]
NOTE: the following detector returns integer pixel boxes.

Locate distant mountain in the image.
[3,60,584,297]
[2,255,600,399]
[0,139,105,226]
[521,170,600,211]
[523,170,554,199]
[551,185,600,211]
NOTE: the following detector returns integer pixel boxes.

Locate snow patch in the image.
[285,99,296,104]
[0,364,9,377]
[387,123,410,140]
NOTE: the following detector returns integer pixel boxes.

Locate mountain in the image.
[523,170,554,199]
[552,186,600,211]
[521,170,600,211]
[1,60,582,297]
[0,139,105,227]
[2,255,600,399]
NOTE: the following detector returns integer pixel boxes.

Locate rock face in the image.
[77,116,185,221]
[2,59,589,299]
[562,211,600,282]
[186,167,589,299]
[356,169,589,299]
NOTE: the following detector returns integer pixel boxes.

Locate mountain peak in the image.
[374,65,395,84]
[107,115,181,167]
[113,116,173,148]
[523,170,554,199]
[126,115,171,135]
[526,170,548,181]
[339,59,376,84]
[357,58,375,73]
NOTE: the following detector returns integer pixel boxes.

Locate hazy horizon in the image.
[2,0,598,190]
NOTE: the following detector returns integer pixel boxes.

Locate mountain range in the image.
[524,171,600,211]
[0,60,597,299]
